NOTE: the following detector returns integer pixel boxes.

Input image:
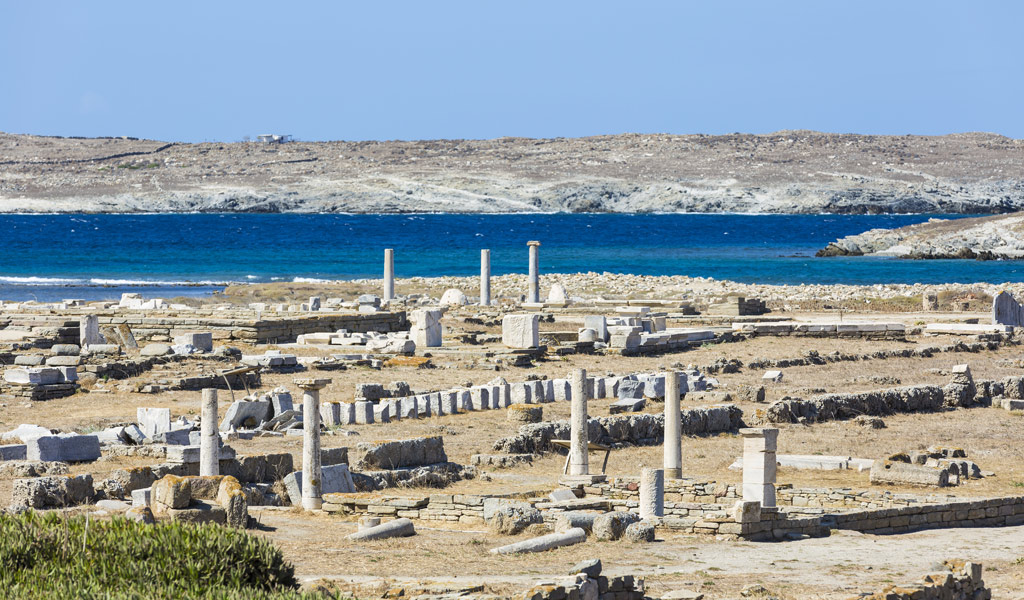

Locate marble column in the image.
[663,371,682,479]
[740,427,778,508]
[568,368,589,476]
[199,388,219,477]
[639,467,665,519]
[296,378,332,510]
[527,241,541,304]
[383,249,395,302]
[480,249,491,306]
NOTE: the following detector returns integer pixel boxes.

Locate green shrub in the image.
[0,511,325,599]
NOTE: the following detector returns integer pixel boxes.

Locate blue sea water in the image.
[0,213,1020,302]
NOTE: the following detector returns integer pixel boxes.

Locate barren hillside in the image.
[1,131,1022,213]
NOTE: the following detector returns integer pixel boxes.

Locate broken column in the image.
[411,308,442,347]
[383,249,395,302]
[527,241,541,304]
[480,249,491,306]
[569,368,589,476]
[740,427,777,509]
[200,389,219,477]
[639,467,665,519]
[79,315,102,347]
[663,371,682,479]
[296,378,331,510]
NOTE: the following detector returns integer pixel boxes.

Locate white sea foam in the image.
[292,277,332,283]
[0,276,82,285]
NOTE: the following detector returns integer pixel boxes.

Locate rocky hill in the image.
[817,212,1024,259]
[1,131,1023,214]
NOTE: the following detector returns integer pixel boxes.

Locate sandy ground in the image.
[2,306,1024,598]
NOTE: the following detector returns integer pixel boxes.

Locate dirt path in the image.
[251,510,1024,599]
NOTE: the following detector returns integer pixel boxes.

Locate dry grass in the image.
[4,309,1024,598]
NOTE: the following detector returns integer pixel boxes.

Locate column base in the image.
[558,474,607,487]
[664,467,682,479]
[302,497,323,511]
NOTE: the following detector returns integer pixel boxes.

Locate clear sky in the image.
[2,1,1022,142]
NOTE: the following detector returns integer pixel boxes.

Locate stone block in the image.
[510,382,533,404]
[609,397,645,414]
[137,407,171,438]
[152,475,192,510]
[320,402,341,427]
[283,463,357,505]
[411,309,443,347]
[353,436,447,470]
[220,401,271,431]
[470,387,490,410]
[27,434,100,462]
[502,314,540,349]
[398,397,418,419]
[4,367,63,385]
[354,401,374,424]
[584,315,608,342]
[373,402,391,423]
[173,332,213,352]
[870,461,949,487]
[338,402,355,425]
[0,444,27,460]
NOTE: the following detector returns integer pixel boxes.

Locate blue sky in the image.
[2,1,1022,142]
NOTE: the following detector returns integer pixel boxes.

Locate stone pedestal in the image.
[199,389,219,477]
[527,241,541,304]
[411,309,443,347]
[383,249,395,302]
[740,427,778,509]
[569,368,589,476]
[296,378,332,510]
[480,249,491,306]
[663,371,682,479]
[80,315,102,347]
[640,467,665,519]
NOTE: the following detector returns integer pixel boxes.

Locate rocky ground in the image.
[817,212,1024,259]
[2,131,1023,214]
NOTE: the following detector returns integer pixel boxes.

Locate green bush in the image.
[0,511,326,599]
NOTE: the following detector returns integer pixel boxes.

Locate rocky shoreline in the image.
[816,212,1024,259]
[2,131,1023,214]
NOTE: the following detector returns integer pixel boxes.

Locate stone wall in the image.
[492,405,744,455]
[830,495,1024,534]
[746,339,1006,370]
[857,560,988,600]
[0,310,407,345]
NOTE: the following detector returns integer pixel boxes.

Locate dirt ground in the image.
[2,308,1024,598]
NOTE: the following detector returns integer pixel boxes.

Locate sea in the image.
[0,213,1020,302]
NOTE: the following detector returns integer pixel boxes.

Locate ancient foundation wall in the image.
[0,311,407,345]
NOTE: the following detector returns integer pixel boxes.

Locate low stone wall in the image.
[492,405,744,454]
[352,436,447,470]
[746,339,1007,370]
[734,321,906,339]
[759,383,979,424]
[778,486,949,510]
[830,495,1024,534]
[0,310,407,345]
[856,560,988,600]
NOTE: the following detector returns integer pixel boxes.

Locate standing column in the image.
[740,427,778,508]
[663,371,682,479]
[199,388,219,477]
[568,368,589,476]
[480,249,491,306]
[639,467,665,519]
[383,248,395,302]
[527,241,541,304]
[296,378,332,510]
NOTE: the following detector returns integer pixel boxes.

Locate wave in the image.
[0,276,82,285]
[292,277,333,283]
[0,276,236,287]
